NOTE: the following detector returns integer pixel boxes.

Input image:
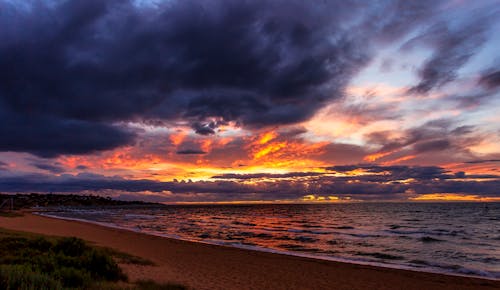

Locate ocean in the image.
[38,202,500,279]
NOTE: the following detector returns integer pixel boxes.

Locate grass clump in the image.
[0,264,63,290]
[0,234,126,289]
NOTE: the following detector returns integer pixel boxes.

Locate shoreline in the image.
[35,211,500,281]
[1,213,499,290]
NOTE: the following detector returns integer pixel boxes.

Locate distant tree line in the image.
[0,193,160,209]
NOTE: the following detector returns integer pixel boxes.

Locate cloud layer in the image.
[0,0,447,156]
[0,165,497,202]
[0,0,499,201]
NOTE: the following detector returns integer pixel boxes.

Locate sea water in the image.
[39,202,500,279]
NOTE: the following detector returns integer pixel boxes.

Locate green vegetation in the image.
[0,265,63,289]
[0,229,186,290]
[0,233,126,289]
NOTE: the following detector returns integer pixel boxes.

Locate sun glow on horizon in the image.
[410,194,500,202]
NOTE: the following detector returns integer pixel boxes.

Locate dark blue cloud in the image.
[363,119,484,159]
[31,161,66,174]
[464,159,500,164]
[479,70,500,89]
[0,105,136,157]
[0,0,443,157]
[407,17,493,94]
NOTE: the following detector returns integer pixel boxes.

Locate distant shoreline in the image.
[1,213,498,290]
[2,193,500,209]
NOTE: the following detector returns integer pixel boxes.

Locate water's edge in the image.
[34,212,500,282]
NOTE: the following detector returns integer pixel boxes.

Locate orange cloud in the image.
[197,139,211,153]
[249,137,329,171]
[382,155,416,165]
[441,162,500,176]
[169,132,187,146]
[364,150,395,162]
[410,193,500,202]
[253,142,287,159]
[258,131,278,144]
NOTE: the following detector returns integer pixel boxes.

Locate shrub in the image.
[54,266,92,288]
[83,248,127,281]
[54,237,89,257]
[28,237,53,251]
[0,264,63,290]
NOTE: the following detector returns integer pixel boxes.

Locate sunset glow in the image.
[0,0,498,203]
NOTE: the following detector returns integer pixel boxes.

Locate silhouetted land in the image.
[0,193,161,210]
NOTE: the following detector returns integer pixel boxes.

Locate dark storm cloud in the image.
[31,161,66,174]
[0,0,443,156]
[0,0,368,121]
[479,70,500,89]
[464,159,500,164]
[408,18,491,94]
[191,121,217,136]
[413,139,451,153]
[0,106,136,157]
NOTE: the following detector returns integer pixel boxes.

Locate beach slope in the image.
[1,214,498,290]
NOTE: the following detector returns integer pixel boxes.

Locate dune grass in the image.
[0,232,126,289]
[0,228,186,290]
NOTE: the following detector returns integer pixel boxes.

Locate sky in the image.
[0,0,499,203]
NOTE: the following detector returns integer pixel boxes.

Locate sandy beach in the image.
[1,213,498,290]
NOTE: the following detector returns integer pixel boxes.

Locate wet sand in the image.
[1,213,498,290]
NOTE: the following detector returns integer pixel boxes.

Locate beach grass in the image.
[0,228,185,290]
[0,230,126,289]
